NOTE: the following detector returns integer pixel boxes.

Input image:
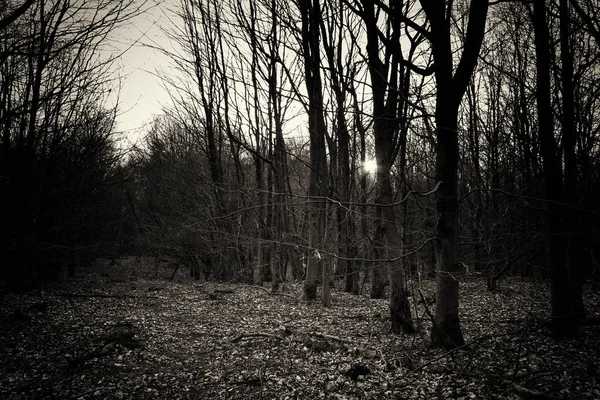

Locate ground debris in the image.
[345,364,371,381]
[0,262,598,400]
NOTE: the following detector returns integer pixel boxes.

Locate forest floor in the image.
[1,258,599,400]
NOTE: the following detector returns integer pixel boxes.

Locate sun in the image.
[362,159,377,175]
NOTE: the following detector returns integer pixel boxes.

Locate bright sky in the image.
[108,0,311,148]
[110,1,174,145]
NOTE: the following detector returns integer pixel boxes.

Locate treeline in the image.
[0,0,143,288]
[2,0,600,346]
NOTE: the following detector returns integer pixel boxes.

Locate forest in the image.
[1,0,600,398]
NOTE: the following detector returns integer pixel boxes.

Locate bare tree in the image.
[318,0,364,294]
[0,0,145,288]
[296,0,330,304]
[0,0,35,32]
[532,0,577,338]
[559,0,585,323]
[347,0,432,333]
[419,0,489,348]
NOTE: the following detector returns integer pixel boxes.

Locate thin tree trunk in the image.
[349,82,370,294]
[378,169,414,333]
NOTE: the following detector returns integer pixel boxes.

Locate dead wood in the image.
[55,293,153,299]
[307,332,362,344]
[230,333,280,343]
[513,384,560,400]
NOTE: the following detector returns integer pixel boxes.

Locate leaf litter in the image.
[1,258,599,399]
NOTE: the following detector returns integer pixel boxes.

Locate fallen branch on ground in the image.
[230,333,280,343]
[513,383,560,400]
[307,332,364,345]
[412,331,518,373]
[55,293,150,299]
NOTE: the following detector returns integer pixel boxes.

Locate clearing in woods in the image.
[1,257,599,399]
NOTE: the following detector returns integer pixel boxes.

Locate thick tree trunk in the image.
[322,252,332,306]
[344,220,359,294]
[421,0,488,349]
[370,221,386,299]
[298,0,328,303]
[345,251,359,294]
[533,0,578,338]
[430,110,465,348]
[559,0,585,322]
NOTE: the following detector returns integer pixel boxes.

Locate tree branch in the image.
[452,0,489,98]
[0,0,36,31]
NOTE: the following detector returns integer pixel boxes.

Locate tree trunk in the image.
[318,1,358,295]
[370,222,387,299]
[430,109,465,348]
[359,0,413,332]
[379,176,414,334]
[533,0,578,338]
[421,0,488,348]
[559,0,585,322]
[350,79,369,295]
[298,0,329,303]
[466,81,486,276]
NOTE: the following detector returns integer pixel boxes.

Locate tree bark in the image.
[349,81,370,295]
[421,0,489,348]
[533,0,578,338]
[559,0,585,322]
[360,0,413,332]
[430,108,465,347]
[319,0,357,295]
[370,222,387,299]
[298,0,329,303]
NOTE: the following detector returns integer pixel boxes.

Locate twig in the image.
[230,333,279,343]
[458,342,479,376]
[513,384,560,400]
[458,186,599,215]
[417,289,436,325]
[308,332,363,344]
[76,386,115,399]
[412,331,517,373]
[55,293,149,299]
[306,181,442,208]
